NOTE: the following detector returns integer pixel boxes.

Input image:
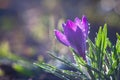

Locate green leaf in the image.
[95,24,109,67]
[85,64,109,79]
[34,63,69,80]
[116,33,120,55]
[70,48,86,66]
[34,62,90,80]
[12,63,33,76]
[95,24,108,52]
[87,38,97,68]
[47,51,89,78]
[95,26,102,48]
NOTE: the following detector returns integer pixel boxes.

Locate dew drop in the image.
[70,71,73,72]
[95,32,97,35]
[88,31,90,34]
[88,23,90,26]
[75,77,78,79]
[62,70,65,73]
[86,40,88,42]
[85,50,88,53]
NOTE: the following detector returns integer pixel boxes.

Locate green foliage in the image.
[0,42,23,61]
[12,63,33,76]
[35,24,120,80]
[34,53,89,80]
[0,41,35,76]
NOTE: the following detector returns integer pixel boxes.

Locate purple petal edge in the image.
[66,20,77,31]
[54,30,70,46]
[82,15,89,36]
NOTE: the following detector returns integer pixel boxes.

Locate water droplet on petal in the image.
[88,23,90,26]
[88,31,90,34]
[75,77,78,79]
[62,75,64,78]
[62,70,65,73]
[85,50,88,53]
[70,70,72,72]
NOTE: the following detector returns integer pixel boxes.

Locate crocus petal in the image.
[64,25,86,59]
[62,23,66,32]
[63,20,77,37]
[74,17,83,29]
[74,17,81,24]
[54,30,70,46]
[82,15,87,24]
[81,15,89,37]
[74,27,86,60]
[54,16,89,61]
[66,20,77,31]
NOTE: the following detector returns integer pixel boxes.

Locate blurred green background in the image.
[0,0,120,80]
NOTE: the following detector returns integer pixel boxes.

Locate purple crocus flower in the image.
[54,16,89,60]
